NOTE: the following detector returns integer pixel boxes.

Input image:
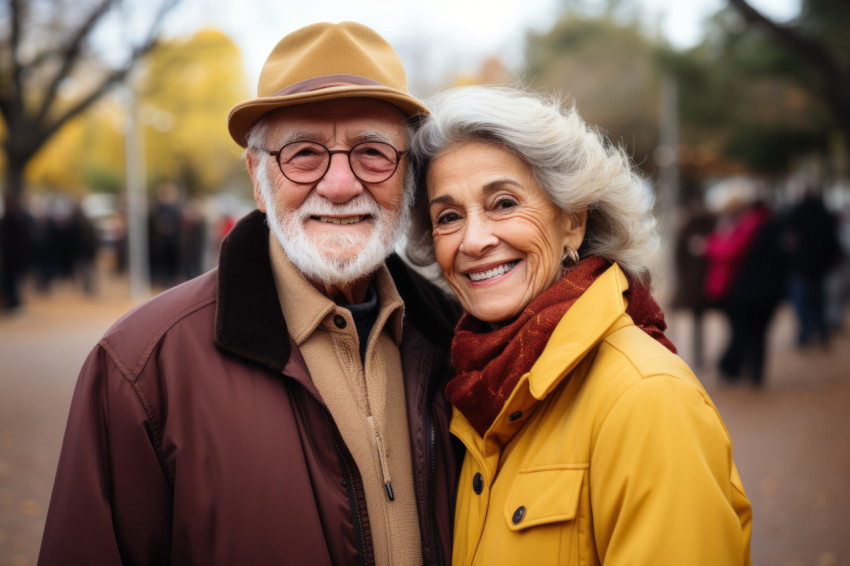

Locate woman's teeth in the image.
[467,261,518,282]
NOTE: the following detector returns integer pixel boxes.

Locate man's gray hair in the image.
[406,86,659,284]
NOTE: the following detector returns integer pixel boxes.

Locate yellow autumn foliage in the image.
[22,28,250,197]
[139,28,250,195]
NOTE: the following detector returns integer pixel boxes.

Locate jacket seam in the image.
[98,295,217,487]
[593,365,697,428]
[584,337,713,453]
[731,481,748,499]
[416,333,443,566]
[601,337,713,406]
[324,408,374,566]
[116,295,218,380]
[96,340,173,485]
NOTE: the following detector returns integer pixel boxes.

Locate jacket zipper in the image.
[427,411,445,566]
[325,411,372,566]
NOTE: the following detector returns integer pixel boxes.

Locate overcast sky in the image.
[159,0,801,94]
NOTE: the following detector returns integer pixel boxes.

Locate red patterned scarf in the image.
[446,256,676,436]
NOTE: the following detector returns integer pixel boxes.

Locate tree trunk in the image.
[3,151,27,208]
[831,76,850,156]
[0,0,180,207]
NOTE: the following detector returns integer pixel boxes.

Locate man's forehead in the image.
[265,98,408,140]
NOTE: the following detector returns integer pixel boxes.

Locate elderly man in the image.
[39,22,460,566]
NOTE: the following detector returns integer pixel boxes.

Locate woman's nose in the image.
[315,153,364,203]
[459,214,499,257]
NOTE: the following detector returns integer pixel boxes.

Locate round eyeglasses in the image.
[265,141,406,185]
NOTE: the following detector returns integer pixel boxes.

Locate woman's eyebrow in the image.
[428,179,522,208]
[429,194,456,208]
[482,179,522,194]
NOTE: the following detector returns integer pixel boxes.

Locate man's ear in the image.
[246,151,267,213]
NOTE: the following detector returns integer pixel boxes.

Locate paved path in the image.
[0,280,137,566]
[668,307,850,566]
[1,281,848,566]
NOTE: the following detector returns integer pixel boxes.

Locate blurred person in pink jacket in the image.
[705,185,788,386]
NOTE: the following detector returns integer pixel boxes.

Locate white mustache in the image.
[295,192,380,219]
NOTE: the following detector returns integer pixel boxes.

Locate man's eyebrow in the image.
[351,130,400,145]
[274,129,402,147]
[273,129,321,147]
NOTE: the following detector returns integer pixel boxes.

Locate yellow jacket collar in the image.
[526,263,630,399]
[450,263,632,453]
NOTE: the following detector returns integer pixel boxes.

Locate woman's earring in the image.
[561,247,580,268]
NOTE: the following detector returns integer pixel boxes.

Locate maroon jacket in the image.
[39,211,461,566]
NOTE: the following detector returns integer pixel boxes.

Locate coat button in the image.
[512,506,526,524]
[509,410,523,422]
[333,315,347,329]
[472,473,484,494]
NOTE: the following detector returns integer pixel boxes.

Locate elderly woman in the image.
[406,86,752,566]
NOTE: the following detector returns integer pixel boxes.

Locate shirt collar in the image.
[268,233,404,346]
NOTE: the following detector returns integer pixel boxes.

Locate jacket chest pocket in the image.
[503,465,585,531]
[471,466,588,566]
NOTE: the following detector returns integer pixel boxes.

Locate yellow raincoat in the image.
[451,264,752,565]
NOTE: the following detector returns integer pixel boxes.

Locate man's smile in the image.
[312,215,369,225]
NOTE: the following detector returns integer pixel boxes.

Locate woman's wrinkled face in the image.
[427,141,586,324]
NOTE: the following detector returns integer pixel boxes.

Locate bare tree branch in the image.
[37,0,178,147]
[727,0,850,148]
[1,0,182,200]
[21,46,63,76]
[38,67,128,146]
[139,0,180,53]
[727,0,839,77]
[6,0,24,112]
[35,0,115,123]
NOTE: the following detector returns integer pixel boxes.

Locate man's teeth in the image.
[468,261,518,282]
[317,216,364,225]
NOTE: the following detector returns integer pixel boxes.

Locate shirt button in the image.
[472,473,484,494]
[509,410,523,422]
[512,506,526,524]
[333,315,347,329]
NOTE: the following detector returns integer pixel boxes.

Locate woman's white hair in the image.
[406,85,659,284]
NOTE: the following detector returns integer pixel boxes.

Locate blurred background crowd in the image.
[671,178,848,385]
[0,0,849,564]
[1,183,250,303]
[2,0,848,383]
[3,173,848,390]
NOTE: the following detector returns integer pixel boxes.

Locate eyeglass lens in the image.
[278,141,401,184]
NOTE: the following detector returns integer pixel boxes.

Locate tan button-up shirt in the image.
[269,236,422,566]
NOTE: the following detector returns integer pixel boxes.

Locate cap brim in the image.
[227,85,429,147]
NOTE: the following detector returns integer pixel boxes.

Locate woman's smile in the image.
[465,260,520,284]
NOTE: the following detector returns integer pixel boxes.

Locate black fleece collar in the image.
[214,210,460,374]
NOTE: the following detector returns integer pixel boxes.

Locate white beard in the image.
[256,160,410,286]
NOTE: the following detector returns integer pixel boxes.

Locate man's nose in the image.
[315,153,364,203]
[458,213,499,257]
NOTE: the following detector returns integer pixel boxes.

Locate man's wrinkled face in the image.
[249,99,411,286]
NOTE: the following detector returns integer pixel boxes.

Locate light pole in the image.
[124,79,150,301]
[656,75,680,290]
